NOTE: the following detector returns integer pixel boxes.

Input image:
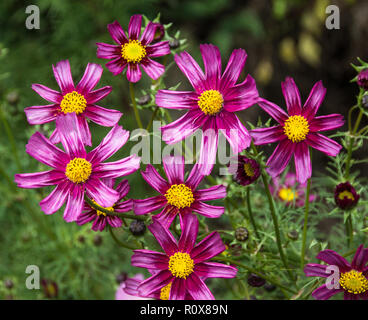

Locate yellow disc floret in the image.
[198,90,224,115]
[90,199,114,216]
[339,269,368,294]
[160,282,172,300]
[165,184,194,209]
[278,187,297,202]
[283,115,309,143]
[244,163,255,177]
[168,252,194,279]
[65,157,92,184]
[338,190,355,201]
[121,40,147,63]
[60,91,87,115]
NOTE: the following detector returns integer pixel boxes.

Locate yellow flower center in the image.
[160,282,172,300]
[198,90,224,115]
[90,199,114,216]
[338,190,355,201]
[65,158,92,184]
[165,184,194,209]
[278,187,297,202]
[121,40,147,63]
[244,163,255,177]
[168,252,194,279]
[283,115,309,143]
[339,270,368,294]
[60,91,87,115]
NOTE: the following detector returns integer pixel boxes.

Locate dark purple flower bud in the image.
[129,220,146,236]
[264,283,276,292]
[4,279,14,289]
[287,230,299,241]
[247,273,266,287]
[229,156,260,186]
[169,38,180,50]
[357,69,368,90]
[41,279,58,299]
[334,182,360,210]
[152,23,165,42]
[235,227,249,242]
[362,94,368,108]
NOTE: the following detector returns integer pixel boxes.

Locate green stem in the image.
[346,214,353,247]
[108,226,139,250]
[300,178,311,269]
[85,196,145,221]
[129,82,143,129]
[146,106,159,131]
[246,187,260,239]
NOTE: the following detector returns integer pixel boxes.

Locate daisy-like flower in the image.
[250,77,344,184]
[334,182,360,210]
[131,214,238,300]
[96,15,170,83]
[115,274,151,300]
[156,44,259,175]
[270,172,316,207]
[228,155,260,186]
[25,60,121,146]
[134,156,227,228]
[14,113,140,222]
[76,179,132,231]
[304,245,368,300]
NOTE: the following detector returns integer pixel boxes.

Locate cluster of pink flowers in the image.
[14,14,353,300]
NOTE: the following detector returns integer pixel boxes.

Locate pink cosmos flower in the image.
[25,60,121,146]
[270,173,316,207]
[134,156,227,228]
[131,214,237,300]
[14,113,140,222]
[96,15,170,83]
[76,179,132,231]
[156,44,259,175]
[304,245,368,300]
[115,274,151,300]
[250,77,344,184]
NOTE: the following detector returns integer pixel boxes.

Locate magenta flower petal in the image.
[148,220,178,256]
[14,170,65,189]
[266,139,294,178]
[77,115,92,146]
[220,48,247,91]
[155,90,198,110]
[52,60,74,94]
[351,245,368,270]
[344,292,360,300]
[107,21,128,44]
[316,249,351,272]
[84,105,122,127]
[178,213,198,253]
[114,199,133,212]
[294,142,311,184]
[94,154,141,179]
[96,42,120,59]
[128,14,142,40]
[191,201,224,218]
[186,273,214,300]
[250,126,285,145]
[223,75,258,112]
[86,86,113,104]
[140,58,164,80]
[76,63,103,94]
[194,185,227,202]
[161,110,207,145]
[163,156,185,185]
[127,63,142,83]
[25,131,67,169]
[134,196,167,215]
[306,133,342,157]
[174,51,206,92]
[200,44,221,89]
[85,177,119,208]
[137,270,172,297]
[31,84,62,103]
[139,21,156,45]
[63,184,84,222]
[154,206,178,229]
[257,98,289,124]
[115,179,130,198]
[195,262,238,279]
[281,77,302,115]
[91,216,107,231]
[24,104,59,125]
[76,211,95,226]
[303,264,329,278]
[198,120,218,176]
[190,232,225,264]
[309,114,345,132]
[312,284,342,300]
[170,278,187,300]
[147,41,170,58]
[39,181,71,215]
[131,249,169,270]
[141,164,170,194]
[107,216,123,228]
[302,80,326,121]
[185,164,205,190]
[106,57,127,75]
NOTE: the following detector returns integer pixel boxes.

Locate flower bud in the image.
[334,182,360,210]
[41,279,58,299]
[362,94,368,108]
[247,273,266,287]
[137,94,151,105]
[152,23,165,42]
[235,227,249,242]
[4,279,14,289]
[129,220,146,236]
[169,38,180,50]
[229,156,260,186]
[264,283,276,292]
[93,234,103,246]
[287,230,299,241]
[357,69,368,90]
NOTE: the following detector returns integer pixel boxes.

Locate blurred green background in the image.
[0,0,367,299]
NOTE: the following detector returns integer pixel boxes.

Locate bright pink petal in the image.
[139,21,156,45]
[63,184,84,222]
[147,41,170,58]
[316,249,351,272]
[14,170,65,189]
[191,232,225,263]
[186,273,214,300]
[185,163,204,190]
[200,44,221,89]
[141,164,170,194]
[294,142,311,184]
[170,278,187,300]
[137,270,172,298]
[306,133,342,157]
[77,115,92,146]
[309,114,345,132]
[197,119,218,176]
[115,179,130,198]
[127,63,142,83]
[250,125,285,145]
[312,284,342,300]
[76,63,103,95]
[85,86,112,104]
[194,184,227,202]
[351,245,368,271]
[155,90,198,110]
[191,201,224,218]
[220,48,247,91]
[281,77,302,115]
[194,262,237,278]
[85,177,119,208]
[106,57,127,76]
[302,81,327,121]
[154,206,178,229]
[134,196,167,215]
[114,199,133,213]
[148,220,178,256]
[107,21,128,44]
[140,58,164,80]
[128,15,142,40]
[266,139,295,178]
[107,215,123,228]
[93,154,141,179]
[304,264,329,278]
[163,156,185,185]
[178,213,198,253]
[31,84,62,103]
[132,249,169,270]
[85,105,122,127]
[96,42,121,59]
[24,104,59,125]
[39,180,71,215]
[52,60,75,94]
[257,98,289,124]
